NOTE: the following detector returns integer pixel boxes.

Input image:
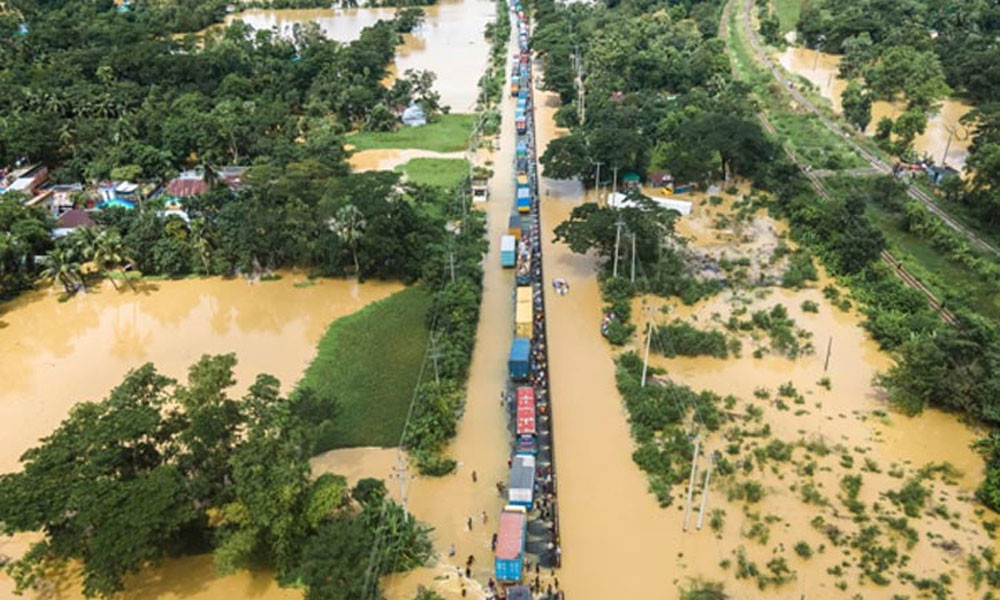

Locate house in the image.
[401,103,427,127]
[165,167,245,203]
[622,172,641,190]
[647,171,673,188]
[1,164,49,196]
[52,209,96,238]
[25,183,84,217]
[608,191,692,216]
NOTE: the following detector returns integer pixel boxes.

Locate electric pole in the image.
[449,251,456,283]
[630,233,636,282]
[593,161,603,204]
[641,320,652,387]
[612,166,618,199]
[612,218,623,277]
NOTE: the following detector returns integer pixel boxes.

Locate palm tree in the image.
[189,217,215,275]
[92,230,130,290]
[328,204,366,276]
[39,247,83,295]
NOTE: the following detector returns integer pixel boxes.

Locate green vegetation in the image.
[0,356,431,599]
[615,351,723,507]
[533,0,774,188]
[347,114,478,152]
[394,158,470,188]
[652,320,730,359]
[297,286,432,450]
[772,0,801,34]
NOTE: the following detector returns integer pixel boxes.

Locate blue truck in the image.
[500,234,516,267]
[508,337,530,380]
[495,505,527,583]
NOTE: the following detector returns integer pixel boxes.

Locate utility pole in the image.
[612,218,623,277]
[683,437,701,532]
[696,455,714,530]
[630,233,636,282]
[392,454,411,521]
[593,161,603,204]
[611,166,619,199]
[824,335,832,372]
[449,251,456,283]
[641,320,652,387]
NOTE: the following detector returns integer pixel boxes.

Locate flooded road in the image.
[223,0,492,111]
[534,62,994,594]
[349,148,466,172]
[0,276,402,475]
[777,46,973,169]
[310,23,520,600]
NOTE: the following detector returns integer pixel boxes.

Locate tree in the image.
[841,81,872,132]
[328,204,367,275]
[91,230,130,289]
[891,108,927,155]
[39,246,83,295]
[539,133,591,181]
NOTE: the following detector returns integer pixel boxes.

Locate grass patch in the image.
[347,114,477,152]
[297,285,432,450]
[395,158,470,189]
[773,0,801,34]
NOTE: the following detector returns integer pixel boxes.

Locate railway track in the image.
[736,0,1000,260]
[719,0,958,326]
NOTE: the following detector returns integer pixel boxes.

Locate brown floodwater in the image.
[534,66,995,596]
[0,275,402,475]
[349,148,466,172]
[308,24,522,600]
[221,0,493,111]
[777,47,973,169]
[0,275,402,599]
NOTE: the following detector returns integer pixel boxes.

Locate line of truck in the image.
[495,6,562,597]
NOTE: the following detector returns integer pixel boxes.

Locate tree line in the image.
[532,0,777,187]
[793,0,1000,232]
[0,354,431,599]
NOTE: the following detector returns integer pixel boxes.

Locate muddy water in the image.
[532,72,694,598]
[0,276,402,475]
[535,60,995,594]
[309,24,520,600]
[0,275,403,598]
[630,186,993,597]
[349,148,466,172]
[777,46,973,169]
[223,0,492,111]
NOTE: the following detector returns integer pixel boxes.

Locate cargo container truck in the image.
[495,506,527,583]
[515,386,537,455]
[500,235,516,267]
[508,338,530,380]
[508,454,535,508]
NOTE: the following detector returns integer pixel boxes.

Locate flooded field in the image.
[349,148,465,172]
[221,0,492,110]
[777,46,973,169]
[0,275,404,597]
[534,65,997,596]
[0,275,401,475]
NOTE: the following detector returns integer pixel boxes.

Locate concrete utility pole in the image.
[593,161,603,204]
[612,166,619,197]
[683,437,701,532]
[449,251,456,283]
[641,320,652,387]
[630,233,636,282]
[612,218,624,277]
[392,456,411,521]
[696,456,714,530]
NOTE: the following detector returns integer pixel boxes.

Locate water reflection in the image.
[223,0,492,111]
[777,46,973,169]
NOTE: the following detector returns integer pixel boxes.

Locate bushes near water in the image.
[652,320,730,359]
